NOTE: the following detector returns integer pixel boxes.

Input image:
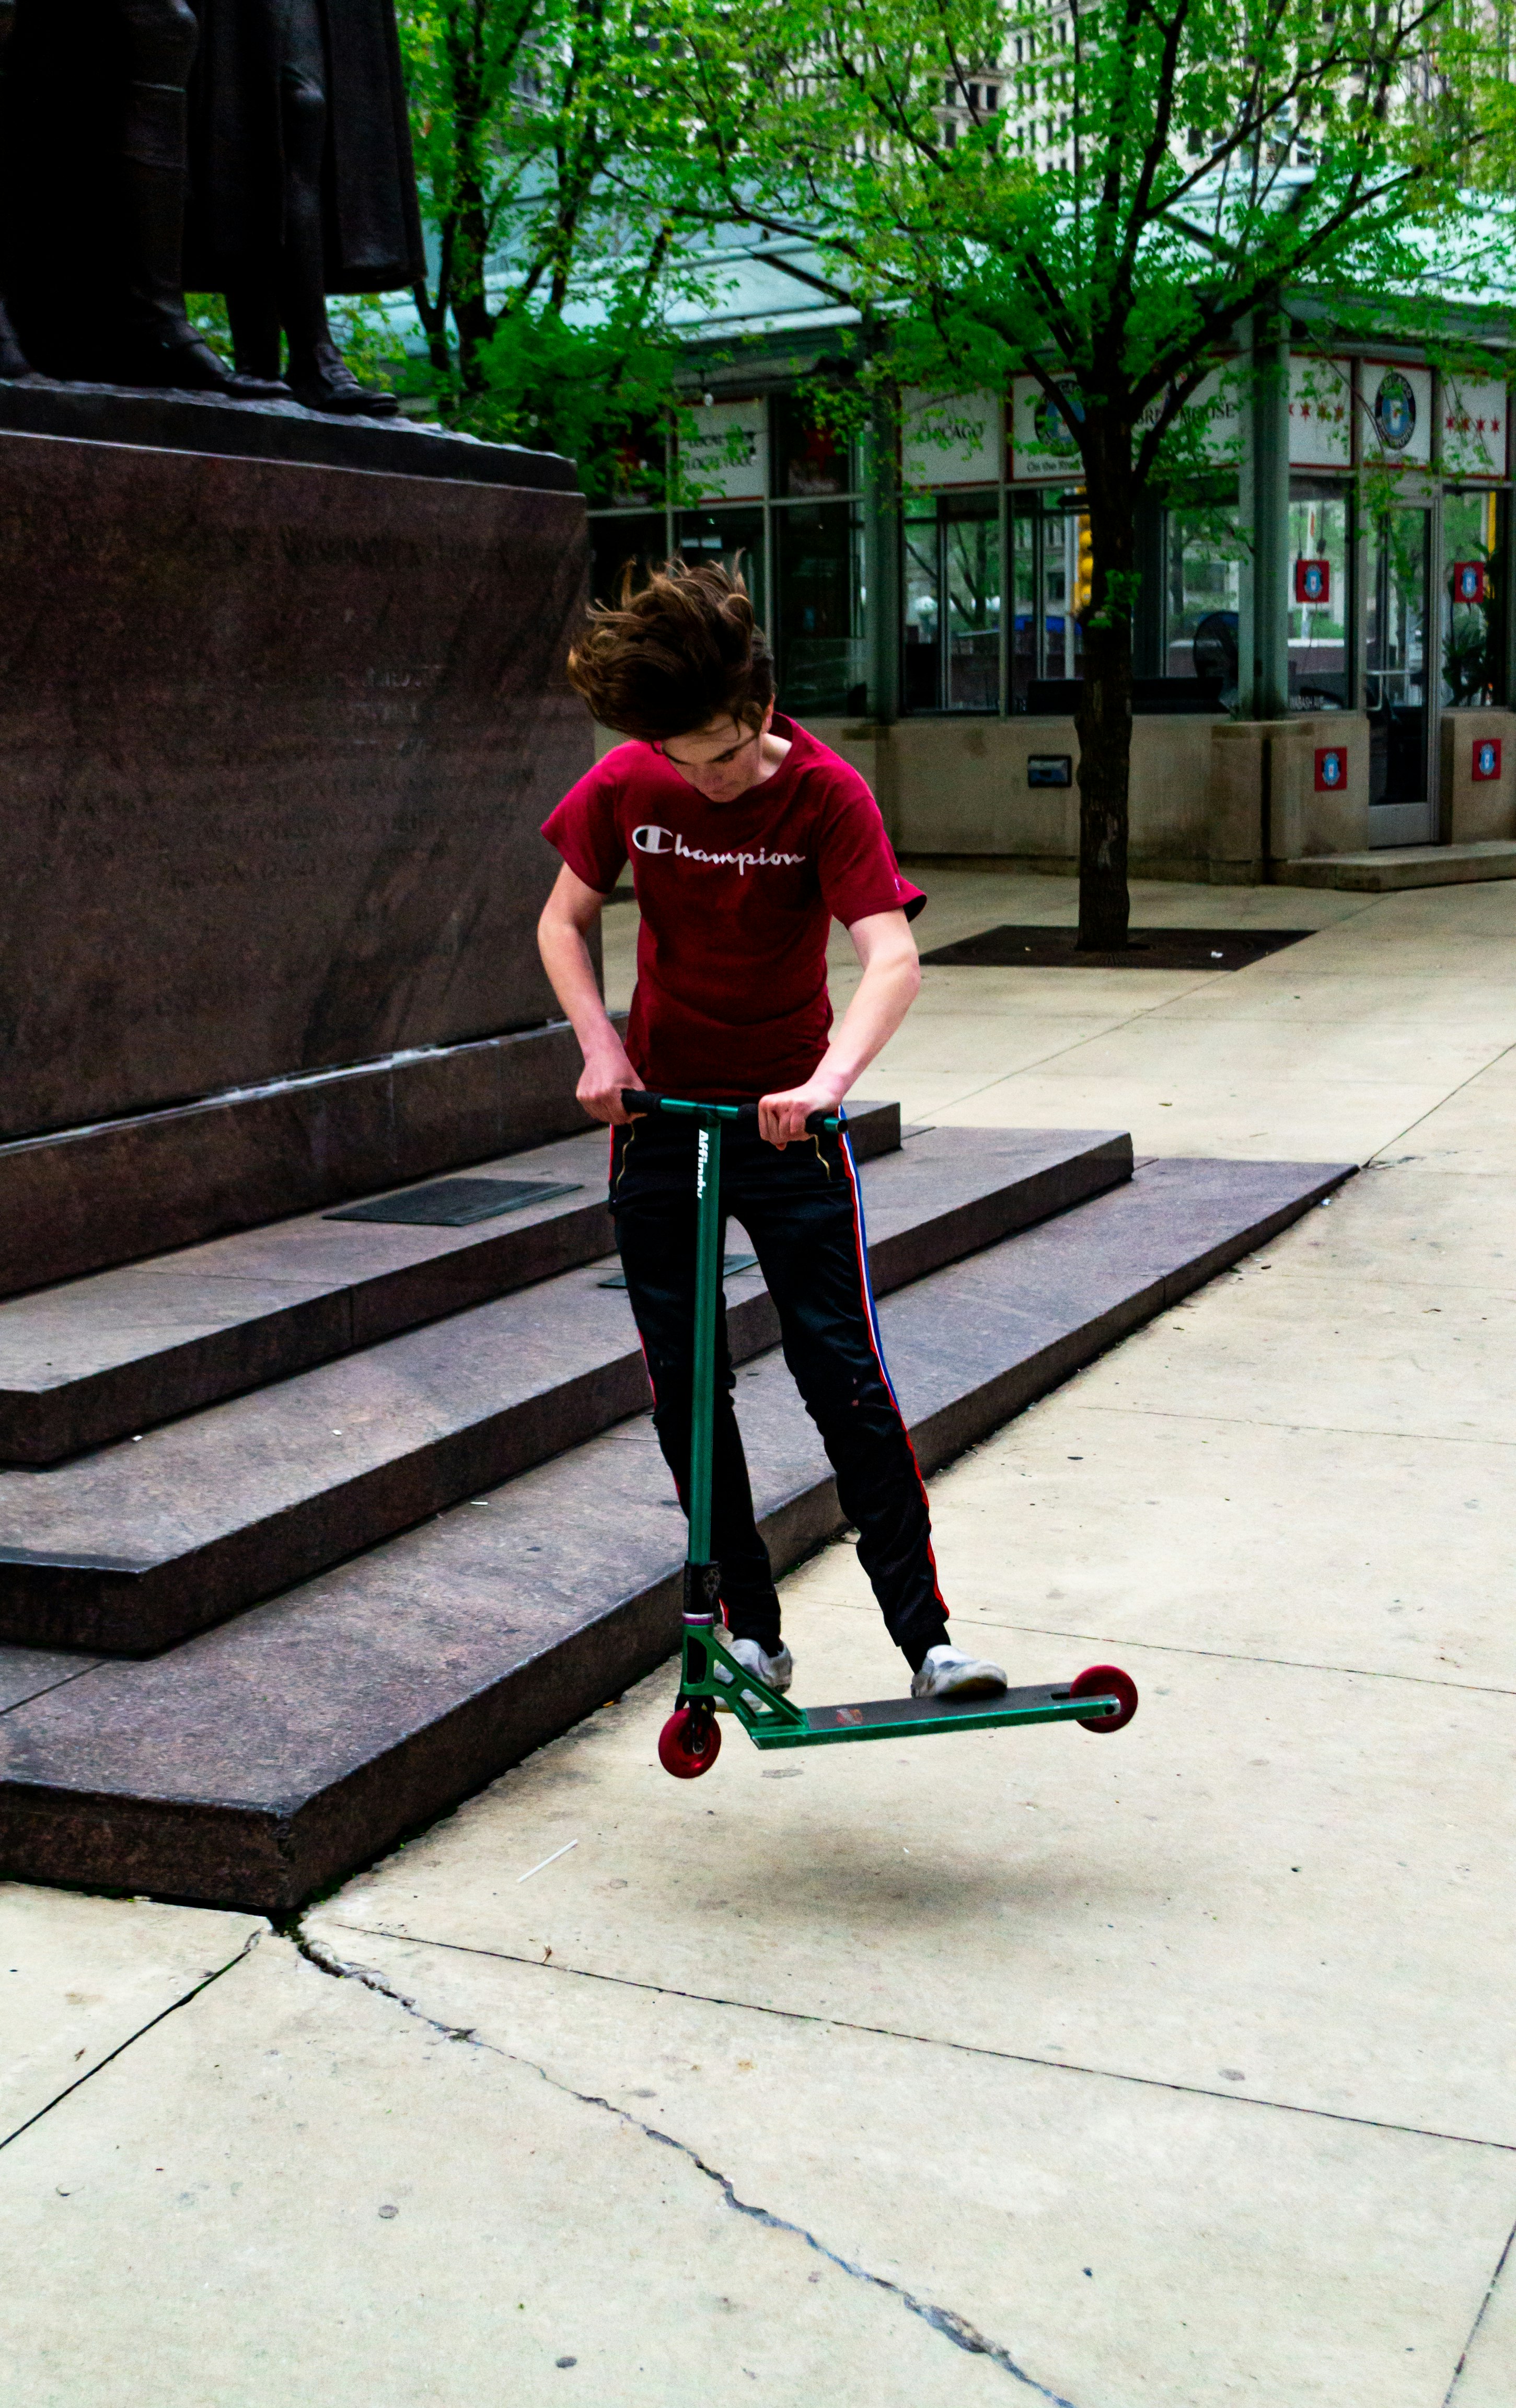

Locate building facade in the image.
[587,320,1515,883]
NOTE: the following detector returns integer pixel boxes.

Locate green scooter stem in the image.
[619,1090,839,1608]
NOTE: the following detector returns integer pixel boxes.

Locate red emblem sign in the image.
[1314,747,1346,792]
[1294,559,1329,605]
[1473,736,1502,782]
[1452,561,1487,605]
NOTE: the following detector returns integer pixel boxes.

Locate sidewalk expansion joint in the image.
[1372,1037,1516,1164]
[0,1929,261,2156]
[292,1918,1086,2404]
[316,1918,1516,2161]
[1069,1402,1516,1451]
[1442,2209,1516,2405]
[822,1604,1516,1701]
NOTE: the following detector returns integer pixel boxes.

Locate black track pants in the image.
[609,1113,951,1672]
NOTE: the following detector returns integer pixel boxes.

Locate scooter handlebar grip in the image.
[620,1090,664,1116]
[734,1103,839,1133]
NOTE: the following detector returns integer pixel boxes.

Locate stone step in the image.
[0,1153,1350,1912]
[0,1101,901,1465]
[1277,840,1516,892]
[0,1017,622,1306]
[0,1127,1129,1655]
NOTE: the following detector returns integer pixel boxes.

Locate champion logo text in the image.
[632,824,805,873]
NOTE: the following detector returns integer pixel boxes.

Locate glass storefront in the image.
[1441,488,1505,707]
[1005,491,1088,703]
[1041,504,1087,684]
[583,374,1509,814]
[1165,506,1242,695]
[589,511,668,610]
[1365,505,1432,816]
[903,493,1001,711]
[1287,484,1350,709]
[773,395,853,499]
[675,507,766,626]
[772,502,866,717]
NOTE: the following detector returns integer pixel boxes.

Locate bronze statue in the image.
[0,0,423,412]
[0,0,283,390]
[184,0,425,415]
[0,1,31,376]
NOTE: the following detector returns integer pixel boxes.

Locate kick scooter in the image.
[620,1091,1139,1779]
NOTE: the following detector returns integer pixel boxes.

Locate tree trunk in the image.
[1073,426,1136,952]
[444,15,494,389]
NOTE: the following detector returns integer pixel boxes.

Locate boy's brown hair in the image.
[567,558,776,742]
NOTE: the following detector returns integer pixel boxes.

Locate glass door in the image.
[1365,506,1433,846]
[900,493,1001,712]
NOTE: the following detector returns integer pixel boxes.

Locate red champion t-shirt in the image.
[542,716,925,1101]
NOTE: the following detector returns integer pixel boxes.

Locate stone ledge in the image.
[0,376,577,488]
[1276,842,1516,892]
[0,1020,626,1302]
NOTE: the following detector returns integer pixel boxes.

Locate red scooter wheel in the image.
[658,1707,723,1779]
[1069,1664,1139,1733]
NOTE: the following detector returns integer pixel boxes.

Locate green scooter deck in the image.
[748,1680,1123,1749]
[692,1626,1124,1750]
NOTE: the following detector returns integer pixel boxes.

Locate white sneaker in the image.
[713,1636,794,1713]
[911,1642,1008,1700]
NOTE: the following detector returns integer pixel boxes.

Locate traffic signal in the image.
[1074,517,1093,611]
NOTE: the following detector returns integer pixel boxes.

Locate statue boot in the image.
[0,1,29,377]
[223,21,399,421]
[0,297,33,379]
[118,78,287,397]
[288,339,400,418]
[228,285,397,419]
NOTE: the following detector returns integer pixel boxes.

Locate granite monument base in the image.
[0,395,594,1295]
[0,1017,629,1300]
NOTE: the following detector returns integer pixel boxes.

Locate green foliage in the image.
[450,303,685,500]
[394,0,706,470]
[644,0,1514,561]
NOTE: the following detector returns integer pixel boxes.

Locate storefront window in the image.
[675,507,766,625]
[589,511,667,608]
[1365,506,1431,808]
[1287,484,1350,709]
[774,502,865,716]
[1042,506,1087,683]
[1165,506,1242,697]
[902,493,1001,711]
[773,396,853,499]
[1010,508,1036,705]
[1441,489,1505,707]
[1006,492,1090,708]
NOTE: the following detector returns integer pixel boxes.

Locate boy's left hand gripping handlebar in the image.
[620,1090,840,1133]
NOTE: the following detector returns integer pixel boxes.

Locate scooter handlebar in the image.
[619,1090,840,1133]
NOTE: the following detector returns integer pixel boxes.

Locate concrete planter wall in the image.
[1439,710,1516,843]
[815,713,1225,879]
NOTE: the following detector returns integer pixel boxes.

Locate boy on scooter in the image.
[538,560,1006,1706]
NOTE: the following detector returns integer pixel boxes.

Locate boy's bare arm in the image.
[537,863,641,1125]
[758,909,921,1147]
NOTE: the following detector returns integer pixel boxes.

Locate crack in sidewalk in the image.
[1442,2208,1516,2404]
[291,1919,1085,2406]
[0,1931,260,2156]
[312,1915,1516,2159]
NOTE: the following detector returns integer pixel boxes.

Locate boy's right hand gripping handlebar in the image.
[620,1090,841,1133]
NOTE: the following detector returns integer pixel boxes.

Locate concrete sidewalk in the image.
[3,871,1513,2406]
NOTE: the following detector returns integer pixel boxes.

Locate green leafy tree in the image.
[396,0,710,496]
[649,0,1515,944]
